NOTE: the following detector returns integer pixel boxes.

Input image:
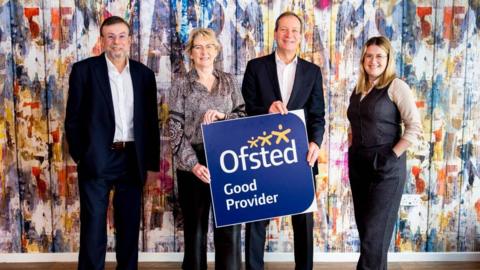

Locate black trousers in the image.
[78,144,142,270]
[177,144,241,270]
[245,213,313,270]
[348,144,406,270]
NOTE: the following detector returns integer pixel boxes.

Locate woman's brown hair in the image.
[356,36,396,94]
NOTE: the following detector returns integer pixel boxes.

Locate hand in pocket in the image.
[375,148,398,171]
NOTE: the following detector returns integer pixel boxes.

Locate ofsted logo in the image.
[218,124,299,173]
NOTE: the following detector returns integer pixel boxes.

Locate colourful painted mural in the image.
[0,0,478,254]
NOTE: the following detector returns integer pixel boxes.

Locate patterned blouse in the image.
[168,69,246,171]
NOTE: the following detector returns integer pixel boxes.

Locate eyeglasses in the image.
[192,44,217,51]
[104,34,129,42]
[364,54,388,61]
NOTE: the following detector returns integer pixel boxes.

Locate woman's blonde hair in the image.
[356,36,396,94]
[184,28,221,56]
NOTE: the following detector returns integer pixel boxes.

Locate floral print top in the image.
[168,68,246,171]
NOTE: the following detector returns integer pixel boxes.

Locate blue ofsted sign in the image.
[202,110,317,227]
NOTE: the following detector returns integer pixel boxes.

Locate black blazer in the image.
[65,53,160,182]
[241,53,325,147]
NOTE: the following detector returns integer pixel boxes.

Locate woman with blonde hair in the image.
[167,28,245,270]
[347,36,422,270]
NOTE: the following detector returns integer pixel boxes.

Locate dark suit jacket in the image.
[65,53,160,182]
[241,53,325,147]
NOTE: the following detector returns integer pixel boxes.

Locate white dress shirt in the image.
[105,54,134,142]
[275,51,298,104]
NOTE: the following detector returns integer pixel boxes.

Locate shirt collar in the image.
[187,68,220,83]
[275,51,298,66]
[105,54,130,74]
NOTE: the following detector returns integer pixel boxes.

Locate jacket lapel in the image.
[265,53,283,101]
[287,58,304,109]
[129,59,140,121]
[93,53,115,120]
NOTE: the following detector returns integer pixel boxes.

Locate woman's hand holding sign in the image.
[203,109,225,124]
[192,163,211,183]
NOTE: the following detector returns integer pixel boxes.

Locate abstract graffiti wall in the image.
[0,0,479,254]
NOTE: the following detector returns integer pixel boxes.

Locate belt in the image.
[111,141,134,150]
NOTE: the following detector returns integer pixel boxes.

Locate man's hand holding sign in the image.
[269,101,320,167]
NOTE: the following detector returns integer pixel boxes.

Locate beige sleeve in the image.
[388,78,423,144]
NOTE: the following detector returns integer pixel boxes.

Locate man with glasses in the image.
[65,16,160,270]
[241,11,325,270]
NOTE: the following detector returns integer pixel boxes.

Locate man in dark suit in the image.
[241,11,325,270]
[65,16,159,270]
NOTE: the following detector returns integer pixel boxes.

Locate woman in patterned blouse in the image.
[168,28,246,270]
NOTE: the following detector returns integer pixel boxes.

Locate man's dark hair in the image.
[100,16,131,36]
[274,11,303,33]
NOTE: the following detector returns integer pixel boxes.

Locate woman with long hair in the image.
[347,36,422,270]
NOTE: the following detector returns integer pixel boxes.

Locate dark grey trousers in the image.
[348,144,406,270]
[176,144,242,270]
